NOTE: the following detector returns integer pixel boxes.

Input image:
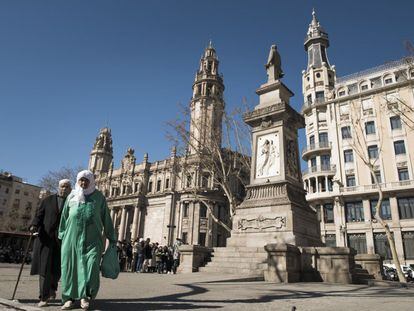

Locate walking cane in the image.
[11,231,37,301]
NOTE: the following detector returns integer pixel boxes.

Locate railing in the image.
[302,97,326,112]
[302,142,331,156]
[340,180,414,193]
[336,57,414,84]
[302,164,336,176]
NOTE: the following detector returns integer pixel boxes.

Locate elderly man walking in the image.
[30,179,72,307]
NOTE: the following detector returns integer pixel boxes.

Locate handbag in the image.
[101,244,120,279]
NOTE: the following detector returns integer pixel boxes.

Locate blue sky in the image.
[1,0,413,185]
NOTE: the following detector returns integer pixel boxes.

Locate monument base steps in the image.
[198,247,267,277]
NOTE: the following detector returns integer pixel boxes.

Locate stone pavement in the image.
[0,264,413,311]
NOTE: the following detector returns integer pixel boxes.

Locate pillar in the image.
[130,205,140,240]
[118,206,127,241]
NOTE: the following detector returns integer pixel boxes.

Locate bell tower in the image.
[88,127,113,175]
[189,42,225,154]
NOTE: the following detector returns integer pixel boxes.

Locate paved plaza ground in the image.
[0,264,413,311]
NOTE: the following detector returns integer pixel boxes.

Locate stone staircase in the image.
[199,247,268,277]
[352,264,376,284]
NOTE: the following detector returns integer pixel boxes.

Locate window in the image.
[394,140,406,155]
[186,174,192,187]
[200,205,207,218]
[323,203,334,223]
[202,173,210,188]
[384,78,393,85]
[183,202,190,218]
[325,234,336,247]
[309,135,315,146]
[370,199,391,220]
[368,145,378,159]
[148,181,153,193]
[5,188,9,194]
[361,84,368,91]
[24,191,28,196]
[307,94,312,104]
[348,233,367,254]
[198,232,206,246]
[371,171,382,184]
[181,232,188,244]
[398,197,414,219]
[15,189,20,194]
[374,233,392,260]
[341,126,352,139]
[315,91,325,102]
[390,116,402,130]
[362,98,373,111]
[156,180,161,192]
[344,149,354,163]
[346,175,356,187]
[321,155,330,169]
[398,168,409,181]
[319,132,328,144]
[402,232,414,259]
[365,121,376,135]
[338,90,346,97]
[345,201,364,222]
[165,178,170,189]
[310,157,317,168]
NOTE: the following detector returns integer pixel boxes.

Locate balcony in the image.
[302,164,336,178]
[302,142,332,159]
[302,98,327,114]
[340,180,414,195]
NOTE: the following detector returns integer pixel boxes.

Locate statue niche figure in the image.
[265,44,284,82]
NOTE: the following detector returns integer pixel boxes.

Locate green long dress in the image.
[58,190,116,303]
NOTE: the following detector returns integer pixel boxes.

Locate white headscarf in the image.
[71,170,96,203]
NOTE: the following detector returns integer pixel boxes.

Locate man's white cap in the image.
[59,179,71,186]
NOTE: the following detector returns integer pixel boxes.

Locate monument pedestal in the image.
[227,182,321,248]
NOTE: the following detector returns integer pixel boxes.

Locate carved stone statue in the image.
[265,44,284,82]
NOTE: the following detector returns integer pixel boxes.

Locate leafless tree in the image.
[39,166,83,193]
[166,102,251,234]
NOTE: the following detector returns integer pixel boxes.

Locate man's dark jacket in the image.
[30,194,62,276]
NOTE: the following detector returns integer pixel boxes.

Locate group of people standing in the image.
[117,237,182,274]
[30,170,117,310]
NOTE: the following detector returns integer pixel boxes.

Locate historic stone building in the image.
[301,11,414,264]
[0,171,42,247]
[89,44,246,247]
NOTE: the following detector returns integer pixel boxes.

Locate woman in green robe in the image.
[58,170,116,310]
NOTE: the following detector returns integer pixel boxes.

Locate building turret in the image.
[88,127,113,175]
[189,41,225,154]
[302,9,336,113]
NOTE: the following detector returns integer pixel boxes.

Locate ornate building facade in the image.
[301,11,414,264]
[89,44,245,247]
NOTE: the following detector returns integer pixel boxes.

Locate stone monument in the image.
[227,44,322,248]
